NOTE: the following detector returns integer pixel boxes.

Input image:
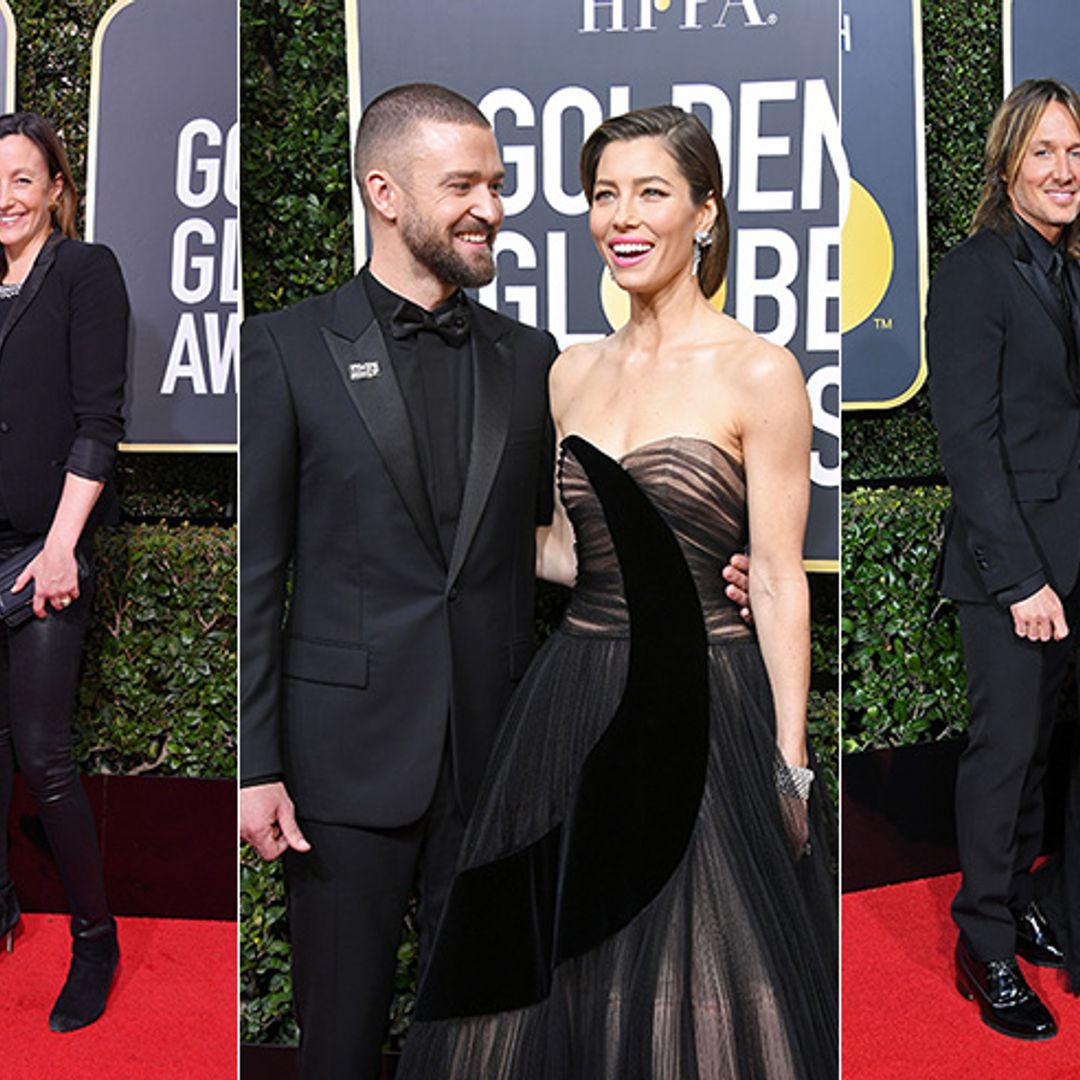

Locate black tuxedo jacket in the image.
[240,276,557,828]
[928,226,1080,604]
[0,232,128,533]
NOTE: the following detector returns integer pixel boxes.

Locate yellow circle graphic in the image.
[654,0,672,10]
[842,179,893,333]
[600,268,727,331]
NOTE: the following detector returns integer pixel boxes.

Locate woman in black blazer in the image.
[0,112,128,1032]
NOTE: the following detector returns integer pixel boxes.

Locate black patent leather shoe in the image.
[1013,901,1066,968]
[955,938,1057,1040]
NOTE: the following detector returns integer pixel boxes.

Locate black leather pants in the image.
[0,531,108,925]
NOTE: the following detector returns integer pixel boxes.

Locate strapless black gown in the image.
[397,435,838,1079]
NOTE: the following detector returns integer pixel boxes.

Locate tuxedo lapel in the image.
[1005,227,1076,355]
[447,304,514,587]
[321,299,444,570]
[0,231,63,359]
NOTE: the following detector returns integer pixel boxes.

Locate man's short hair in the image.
[971,77,1080,258]
[353,83,490,208]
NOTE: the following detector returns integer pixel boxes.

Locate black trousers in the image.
[952,587,1080,960]
[0,533,108,925]
[285,740,466,1080]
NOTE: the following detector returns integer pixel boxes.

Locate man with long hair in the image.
[928,77,1080,1040]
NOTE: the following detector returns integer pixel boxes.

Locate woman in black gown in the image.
[397,106,837,1079]
[0,112,128,1032]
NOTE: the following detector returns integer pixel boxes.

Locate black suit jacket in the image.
[0,232,128,533]
[240,276,557,828]
[928,226,1080,604]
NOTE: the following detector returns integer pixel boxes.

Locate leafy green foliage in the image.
[922,0,1002,271]
[117,453,236,519]
[241,0,353,312]
[842,487,968,751]
[843,396,941,482]
[76,524,237,778]
[240,852,295,1045]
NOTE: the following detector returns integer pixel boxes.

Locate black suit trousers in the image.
[284,741,466,1080]
[952,588,1080,959]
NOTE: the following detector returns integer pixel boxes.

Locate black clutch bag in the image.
[0,538,45,627]
[0,539,88,628]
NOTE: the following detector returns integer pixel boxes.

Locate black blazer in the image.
[0,232,129,534]
[928,225,1080,603]
[240,276,557,828]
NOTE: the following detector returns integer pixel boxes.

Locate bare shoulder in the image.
[550,338,607,398]
[724,332,806,403]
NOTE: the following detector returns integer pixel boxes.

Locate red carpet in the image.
[844,873,1079,1078]
[0,913,236,1079]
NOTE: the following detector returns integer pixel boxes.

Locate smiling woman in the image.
[0,110,129,1033]
[395,105,838,1080]
[0,135,64,272]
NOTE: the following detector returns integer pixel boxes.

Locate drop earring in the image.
[691,228,712,276]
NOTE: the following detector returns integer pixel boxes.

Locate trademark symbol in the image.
[767,12,778,24]
[873,316,893,330]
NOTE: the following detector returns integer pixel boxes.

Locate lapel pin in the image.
[349,360,380,381]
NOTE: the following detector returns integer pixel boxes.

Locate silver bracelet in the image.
[776,759,814,800]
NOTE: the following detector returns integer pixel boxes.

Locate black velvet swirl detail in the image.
[415,435,709,1020]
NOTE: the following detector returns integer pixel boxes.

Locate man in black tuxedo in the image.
[239,84,559,1078]
[928,78,1080,1041]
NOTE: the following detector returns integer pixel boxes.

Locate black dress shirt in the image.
[1014,215,1075,346]
[361,267,473,563]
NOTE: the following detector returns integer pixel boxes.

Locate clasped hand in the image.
[1010,583,1069,643]
[12,541,79,619]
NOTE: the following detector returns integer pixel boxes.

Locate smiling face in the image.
[394,120,505,289]
[1007,100,1080,244]
[0,133,62,264]
[588,136,714,294]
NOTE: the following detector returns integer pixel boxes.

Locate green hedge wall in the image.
[841,487,966,752]
[76,524,236,779]
[10,3,237,782]
[241,0,352,312]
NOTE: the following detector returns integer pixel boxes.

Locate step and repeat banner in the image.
[348,0,842,567]
[1005,0,1079,90]
[840,0,926,409]
[87,0,237,450]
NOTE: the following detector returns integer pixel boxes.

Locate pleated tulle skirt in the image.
[397,630,838,1079]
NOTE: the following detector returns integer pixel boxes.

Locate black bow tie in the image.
[390,298,471,347]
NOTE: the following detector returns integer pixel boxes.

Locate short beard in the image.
[401,215,496,289]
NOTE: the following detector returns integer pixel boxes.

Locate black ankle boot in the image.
[0,881,19,952]
[49,915,119,1033]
